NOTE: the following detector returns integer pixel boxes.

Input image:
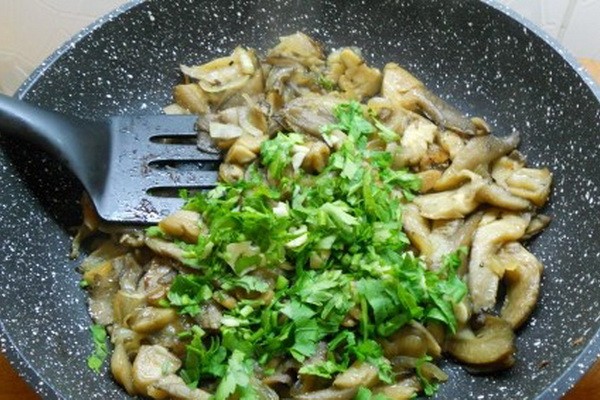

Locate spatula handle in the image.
[0,93,110,197]
[0,93,83,161]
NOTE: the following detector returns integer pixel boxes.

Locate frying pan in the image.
[1,0,599,399]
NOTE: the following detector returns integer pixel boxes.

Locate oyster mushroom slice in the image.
[497,242,544,329]
[150,375,211,400]
[381,63,479,135]
[293,387,358,400]
[413,171,485,220]
[279,95,344,138]
[402,204,481,270]
[132,345,182,397]
[266,32,325,68]
[434,131,521,191]
[476,182,531,211]
[446,314,516,372]
[326,47,382,100]
[468,212,531,313]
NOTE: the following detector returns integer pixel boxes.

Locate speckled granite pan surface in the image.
[1,1,599,399]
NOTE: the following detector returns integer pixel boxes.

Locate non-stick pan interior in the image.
[1,1,599,399]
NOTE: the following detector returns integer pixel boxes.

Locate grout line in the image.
[558,0,579,41]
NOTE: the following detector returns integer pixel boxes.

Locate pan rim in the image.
[2,0,599,399]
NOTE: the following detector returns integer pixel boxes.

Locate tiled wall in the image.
[0,0,598,94]
[499,0,600,59]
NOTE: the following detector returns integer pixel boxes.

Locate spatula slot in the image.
[150,134,197,145]
[146,186,206,198]
[148,159,220,172]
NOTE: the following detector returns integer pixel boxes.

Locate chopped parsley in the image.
[158,101,466,397]
[87,324,108,373]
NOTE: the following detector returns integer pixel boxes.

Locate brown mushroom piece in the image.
[496,242,544,329]
[279,94,344,138]
[111,342,136,395]
[373,377,421,399]
[113,290,146,325]
[381,63,479,136]
[413,171,485,220]
[380,321,442,359]
[139,258,178,305]
[180,46,264,109]
[392,116,437,168]
[522,214,552,240]
[402,203,481,270]
[476,182,532,211]
[433,131,521,191]
[302,141,331,173]
[145,237,188,263]
[266,32,325,68]
[173,83,210,115]
[333,362,379,389]
[492,156,553,207]
[132,345,182,397]
[219,162,245,183]
[158,210,203,244]
[127,306,178,334]
[149,375,211,400]
[326,47,382,100]
[468,212,531,313]
[446,314,516,372]
[293,387,358,400]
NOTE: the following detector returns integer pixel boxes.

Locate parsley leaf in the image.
[214,350,256,400]
[87,324,108,373]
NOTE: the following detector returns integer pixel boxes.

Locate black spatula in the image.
[0,94,220,224]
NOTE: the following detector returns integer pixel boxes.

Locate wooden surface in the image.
[2,61,600,400]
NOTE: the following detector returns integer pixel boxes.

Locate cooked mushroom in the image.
[333,362,379,389]
[139,258,178,304]
[127,307,178,334]
[111,342,136,395]
[468,212,531,313]
[148,375,211,400]
[180,46,264,109]
[326,47,382,100]
[393,117,437,168]
[158,210,203,244]
[373,377,421,399]
[413,171,485,220]
[145,237,188,263]
[113,290,146,325]
[279,95,344,138]
[173,83,209,114]
[266,32,325,68]
[475,182,531,211]
[380,321,442,359]
[132,345,182,397]
[293,387,358,400]
[381,63,478,135]
[496,242,544,329]
[492,156,552,207]
[301,141,330,173]
[434,131,521,191]
[446,314,515,372]
[522,214,552,240]
[219,162,245,183]
[84,259,118,325]
[415,170,442,193]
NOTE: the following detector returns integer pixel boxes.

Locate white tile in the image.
[498,0,571,38]
[0,0,127,93]
[562,0,600,58]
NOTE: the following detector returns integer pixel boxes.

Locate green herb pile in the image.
[150,102,467,398]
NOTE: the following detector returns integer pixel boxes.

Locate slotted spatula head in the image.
[0,94,220,224]
[100,115,220,223]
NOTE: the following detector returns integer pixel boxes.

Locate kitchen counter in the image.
[2,60,600,400]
